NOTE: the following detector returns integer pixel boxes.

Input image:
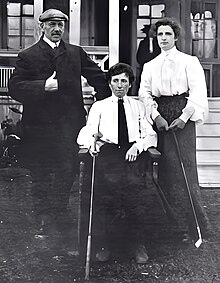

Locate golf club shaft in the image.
[85,154,96,280]
[77,161,85,248]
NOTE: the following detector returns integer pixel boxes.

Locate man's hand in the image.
[168,118,185,131]
[125,144,139,162]
[45,71,58,92]
[155,115,169,131]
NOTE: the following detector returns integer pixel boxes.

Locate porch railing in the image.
[0,66,15,93]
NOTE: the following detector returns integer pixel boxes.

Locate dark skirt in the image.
[154,95,211,240]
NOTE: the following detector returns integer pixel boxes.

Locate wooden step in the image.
[198,165,220,187]
[196,150,220,163]
[196,123,220,136]
[208,98,220,109]
[205,109,220,123]
[196,136,220,150]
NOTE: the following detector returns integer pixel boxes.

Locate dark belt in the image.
[153,92,189,100]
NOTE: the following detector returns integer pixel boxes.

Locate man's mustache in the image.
[52,32,62,36]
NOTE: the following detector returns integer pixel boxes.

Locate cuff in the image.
[152,109,160,121]
[179,106,195,123]
[133,141,144,154]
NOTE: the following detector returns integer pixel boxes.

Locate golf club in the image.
[85,133,102,280]
[172,130,202,248]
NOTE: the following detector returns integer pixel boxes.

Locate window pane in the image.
[152,4,165,18]
[204,19,216,39]
[7,3,21,16]
[137,19,150,38]
[192,40,203,58]
[22,37,35,49]
[8,37,20,49]
[22,18,34,36]
[204,39,216,58]
[23,4,34,15]
[8,17,20,35]
[138,5,149,16]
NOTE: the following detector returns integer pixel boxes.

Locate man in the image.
[136,24,160,71]
[77,63,157,263]
[136,24,160,91]
[138,18,211,242]
[8,9,111,233]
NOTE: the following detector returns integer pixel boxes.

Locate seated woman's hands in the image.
[125,143,139,162]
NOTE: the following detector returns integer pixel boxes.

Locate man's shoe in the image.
[134,244,149,264]
[182,233,191,243]
[95,247,110,262]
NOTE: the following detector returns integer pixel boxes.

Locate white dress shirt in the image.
[138,46,209,125]
[77,95,157,153]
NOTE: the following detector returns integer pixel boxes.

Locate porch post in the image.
[69,0,81,45]
[34,0,43,41]
[109,0,119,67]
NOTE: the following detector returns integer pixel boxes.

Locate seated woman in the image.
[77,63,157,263]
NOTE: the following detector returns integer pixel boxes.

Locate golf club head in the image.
[195,226,202,248]
[195,238,202,248]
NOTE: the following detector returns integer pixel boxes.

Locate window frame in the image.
[191,0,220,63]
[7,1,34,50]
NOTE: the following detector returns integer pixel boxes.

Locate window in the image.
[191,1,217,59]
[136,4,165,52]
[7,1,34,50]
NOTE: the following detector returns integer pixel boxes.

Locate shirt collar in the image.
[43,35,60,49]
[111,94,128,102]
[161,45,178,59]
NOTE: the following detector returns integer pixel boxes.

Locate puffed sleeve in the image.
[180,56,208,124]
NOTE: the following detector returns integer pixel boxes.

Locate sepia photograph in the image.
[0,0,219,282]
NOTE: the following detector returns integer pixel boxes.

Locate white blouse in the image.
[138,46,209,125]
[77,95,157,153]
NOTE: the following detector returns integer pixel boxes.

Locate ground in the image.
[0,166,219,283]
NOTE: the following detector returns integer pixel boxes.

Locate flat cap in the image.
[39,9,68,22]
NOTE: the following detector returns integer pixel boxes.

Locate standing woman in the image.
[138,17,211,242]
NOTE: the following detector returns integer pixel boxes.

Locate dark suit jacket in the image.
[9,38,111,126]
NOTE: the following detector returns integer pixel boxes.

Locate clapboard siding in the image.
[196,123,220,136]
[196,98,220,187]
[196,137,220,150]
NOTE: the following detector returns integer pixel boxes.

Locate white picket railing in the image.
[0,66,15,93]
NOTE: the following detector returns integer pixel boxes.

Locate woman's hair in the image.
[154,17,181,39]
[106,63,135,84]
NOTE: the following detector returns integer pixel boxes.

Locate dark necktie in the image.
[54,43,59,55]
[118,98,129,146]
